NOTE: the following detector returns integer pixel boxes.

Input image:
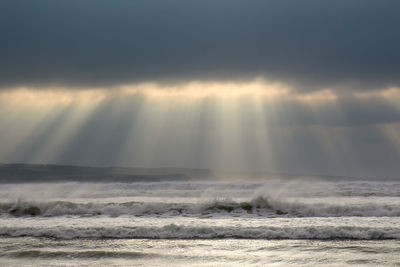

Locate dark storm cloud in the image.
[1,0,400,91]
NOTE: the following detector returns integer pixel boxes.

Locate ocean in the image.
[0,179,399,266]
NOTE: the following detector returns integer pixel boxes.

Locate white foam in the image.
[0,224,399,240]
[1,195,400,217]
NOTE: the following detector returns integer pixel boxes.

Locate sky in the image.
[1,0,400,178]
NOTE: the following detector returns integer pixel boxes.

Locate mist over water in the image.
[1,181,400,219]
[0,177,399,266]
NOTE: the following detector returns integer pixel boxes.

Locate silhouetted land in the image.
[0,163,397,183]
[0,163,212,183]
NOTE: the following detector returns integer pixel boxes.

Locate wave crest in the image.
[2,196,400,217]
[1,224,399,240]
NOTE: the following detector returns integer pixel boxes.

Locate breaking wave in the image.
[2,196,400,217]
[0,224,399,240]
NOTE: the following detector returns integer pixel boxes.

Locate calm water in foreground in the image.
[1,238,399,266]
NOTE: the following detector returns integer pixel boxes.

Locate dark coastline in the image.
[0,163,212,183]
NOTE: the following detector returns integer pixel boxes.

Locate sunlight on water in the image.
[0,238,399,267]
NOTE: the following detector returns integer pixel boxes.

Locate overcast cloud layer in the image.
[1,0,400,91]
[1,1,400,177]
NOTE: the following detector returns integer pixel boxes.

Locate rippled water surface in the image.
[1,238,399,266]
[0,180,399,266]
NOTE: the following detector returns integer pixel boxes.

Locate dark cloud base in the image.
[1,0,400,91]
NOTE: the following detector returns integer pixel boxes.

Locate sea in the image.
[0,178,399,266]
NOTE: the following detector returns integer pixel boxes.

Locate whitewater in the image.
[0,179,399,266]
